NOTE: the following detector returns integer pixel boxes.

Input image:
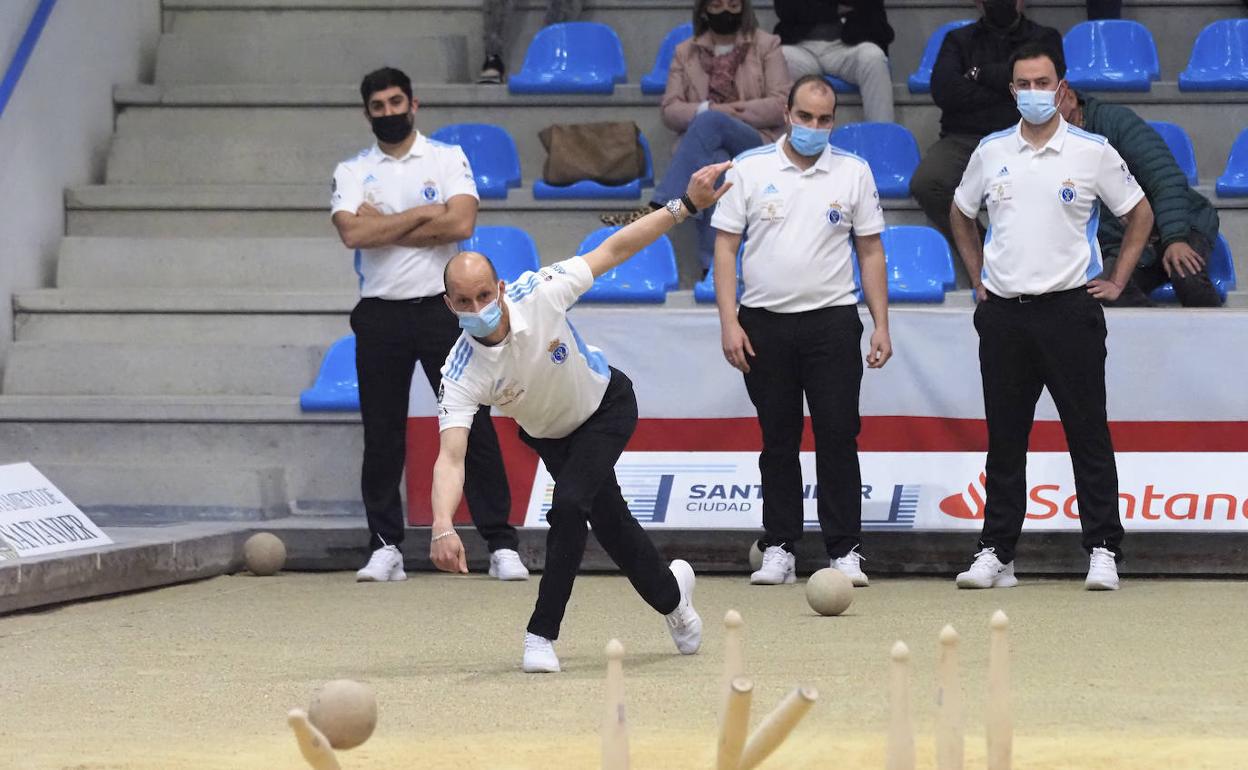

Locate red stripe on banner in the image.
[405,416,1248,524]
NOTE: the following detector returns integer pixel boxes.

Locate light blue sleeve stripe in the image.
[1084,200,1103,281]
[566,320,610,379]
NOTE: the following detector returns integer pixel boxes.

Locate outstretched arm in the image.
[581,161,734,278]
[430,427,470,574]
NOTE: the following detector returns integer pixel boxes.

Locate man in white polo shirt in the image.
[949,43,1154,591]
[428,162,730,673]
[712,74,893,588]
[330,67,525,584]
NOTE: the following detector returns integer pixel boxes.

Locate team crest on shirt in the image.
[548,339,569,364]
[826,202,847,226]
[1058,179,1077,205]
[1120,162,1136,187]
[421,179,440,202]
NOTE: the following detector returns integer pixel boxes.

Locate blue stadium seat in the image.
[1218,127,1248,196]
[1179,20,1248,92]
[641,23,693,94]
[429,123,521,200]
[576,226,677,303]
[300,335,359,412]
[1146,121,1198,186]
[1063,20,1159,92]
[509,22,627,94]
[533,133,654,199]
[1149,233,1237,303]
[829,123,921,198]
[693,241,745,303]
[460,226,541,281]
[907,19,974,93]
[823,75,859,94]
[880,225,956,302]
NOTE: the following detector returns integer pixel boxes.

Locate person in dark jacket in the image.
[773,0,895,122]
[909,0,1063,243]
[1058,91,1223,307]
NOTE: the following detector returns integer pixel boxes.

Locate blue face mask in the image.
[1016,88,1058,124]
[455,297,502,337]
[788,123,831,157]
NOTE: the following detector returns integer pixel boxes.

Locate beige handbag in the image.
[539,121,645,186]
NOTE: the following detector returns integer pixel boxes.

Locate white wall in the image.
[0,0,160,376]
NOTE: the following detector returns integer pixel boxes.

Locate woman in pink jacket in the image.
[603,0,791,272]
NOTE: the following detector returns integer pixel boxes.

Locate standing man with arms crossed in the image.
[331,67,526,583]
[429,163,731,673]
[949,44,1153,591]
[713,75,892,588]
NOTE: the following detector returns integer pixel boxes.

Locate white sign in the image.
[524,452,1248,532]
[0,463,113,559]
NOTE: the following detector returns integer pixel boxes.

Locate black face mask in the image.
[982,0,1020,29]
[705,10,743,35]
[370,112,413,145]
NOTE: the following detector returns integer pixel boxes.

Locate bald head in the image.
[443,250,503,316]
[444,251,499,292]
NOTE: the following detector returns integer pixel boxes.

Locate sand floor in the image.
[1,571,1246,769]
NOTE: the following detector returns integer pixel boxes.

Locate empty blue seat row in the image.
[430,122,653,200]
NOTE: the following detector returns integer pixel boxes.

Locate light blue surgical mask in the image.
[788,123,831,157]
[455,297,502,337]
[1016,88,1058,124]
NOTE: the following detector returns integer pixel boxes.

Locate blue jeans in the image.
[654,110,763,269]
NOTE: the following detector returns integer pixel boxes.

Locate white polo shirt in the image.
[711,136,886,313]
[331,132,478,300]
[953,118,1145,298]
[437,257,612,440]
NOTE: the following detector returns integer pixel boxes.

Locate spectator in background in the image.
[773,0,896,123]
[1086,0,1121,19]
[909,0,1063,244]
[601,0,791,274]
[1057,88,1223,307]
[479,0,583,84]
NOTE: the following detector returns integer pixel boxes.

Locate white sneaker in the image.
[489,548,530,581]
[355,544,406,582]
[955,548,1018,589]
[664,559,702,654]
[750,545,796,585]
[1085,547,1120,591]
[522,632,560,673]
[833,545,870,587]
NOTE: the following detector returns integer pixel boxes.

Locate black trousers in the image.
[1086,0,1122,18]
[910,132,982,246]
[739,304,864,559]
[519,368,680,641]
[1099,231,1223,308]
[350,296,516,553]
[975,289,1125,564]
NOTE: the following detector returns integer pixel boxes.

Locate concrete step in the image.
[0,342,326,397]
[0,398,365,516]
[14,312,351,345]
[155,33,469,85]
[55,237,355,290]
[158,0,1243,91]
[34,462,291,520]
[14,288,355,313]
[108,88,1248,185]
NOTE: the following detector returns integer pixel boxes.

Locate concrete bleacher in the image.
[2,0,1246,521]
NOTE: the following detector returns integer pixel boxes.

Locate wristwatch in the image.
[967,66,980,81]
[664,198,687,224]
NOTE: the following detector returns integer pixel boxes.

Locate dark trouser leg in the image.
[482,0,515,59]
[1085,0,1122,18]
[415,301,516,551]
[1032,293,1124,558]
[910,133,981,246]
[738,306,806,549]
[653,111,762,205]
[351,299,420,551]
[799,306,865,558]
[522,369,678,640]
[975,298,1045,564]
[1098,256,1153,307]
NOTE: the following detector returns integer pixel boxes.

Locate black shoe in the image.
[478,55,505,84]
